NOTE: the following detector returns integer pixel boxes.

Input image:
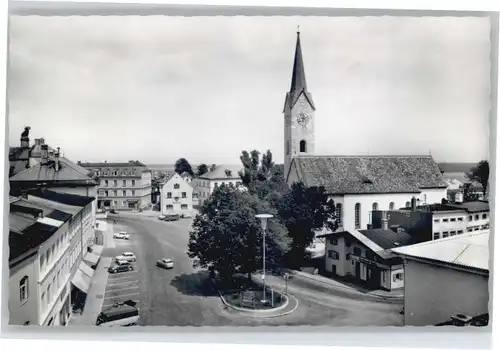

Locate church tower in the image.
[283,29,316,177]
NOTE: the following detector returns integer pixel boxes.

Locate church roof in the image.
[290,155,447,195]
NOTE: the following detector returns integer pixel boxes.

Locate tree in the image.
[187,184,289,282]
[463,183,480,202]
[467,160,489,196]
[239,149,288,202]
[210,164,217,172]
[276,182,338,268]
[175,158,194,176]
[197,164,209,176]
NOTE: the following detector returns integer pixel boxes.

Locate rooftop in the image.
[198,164,242,180]
[79,160,147,168]
[10,156,97,185]
[291,155,447,195]
[444,201,489,213]
[392,231,489,272]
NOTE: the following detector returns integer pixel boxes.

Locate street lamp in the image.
[256,213,273,304]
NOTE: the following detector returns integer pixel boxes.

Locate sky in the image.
[8,15,492,165]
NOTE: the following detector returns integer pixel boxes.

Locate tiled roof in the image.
[291,155,447,195]
[358,228,413,250]
[27,189,95,207]
[9,157,97,185]
[198,164,242,180]
[392,231,489,272]
[10,222,60,261]
[79,161,147,168]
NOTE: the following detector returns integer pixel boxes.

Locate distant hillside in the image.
[438,162,476,173]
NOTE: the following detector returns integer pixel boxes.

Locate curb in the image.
[212,279,298,318]
[292,271,404,300]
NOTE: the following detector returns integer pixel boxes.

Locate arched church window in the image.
[372,202,378,211]
[354,203,361,229]
[286,141,290,155]
[300,140,307,153]
[405,201,410,208]
[335,203,343,227]
[389,202,395,210]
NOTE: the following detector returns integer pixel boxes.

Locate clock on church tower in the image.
[297,112,310,127]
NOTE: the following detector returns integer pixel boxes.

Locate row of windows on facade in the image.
[100,190,137,197]
[352,201,399,229]
[39,208,91,276]
[433,213,488,224]
[327,250,404,282]
[102,179,136,187]
[165,204,189,210]
[432,224,489,240]
[329,239,379,261]
[39,243,81,316]
[97,170,138,177]
[285,140,308,155]
[166,192,188,199]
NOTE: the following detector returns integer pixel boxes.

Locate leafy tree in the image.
[210,164,217,172]
[276,182,338,268]
[239,149,288,202]
[175,158,194,176]
[187,184,289,282]
[463,183,480,202]
[467,160,489,196]
[197,164,209,176]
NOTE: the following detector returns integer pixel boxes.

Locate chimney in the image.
[41,145,49,165]
[55,147,61,172]
[381,211,389,230]
[411,197,417,211]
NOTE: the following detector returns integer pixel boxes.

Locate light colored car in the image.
[156,258,174,269]
[158,215,166,221]
[113,232,130,240]
[115,252,136,263]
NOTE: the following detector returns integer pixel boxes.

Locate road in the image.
[103,213,404,326]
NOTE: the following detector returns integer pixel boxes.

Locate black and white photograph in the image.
[5,3,494,329]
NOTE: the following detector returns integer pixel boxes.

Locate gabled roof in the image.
[197,164,242,180]
[392,231,489,272]
[289,155,447,195]
[9,156,97,185]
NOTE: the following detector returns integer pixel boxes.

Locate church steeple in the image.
[284,29,315,111]
[290,29,307,94]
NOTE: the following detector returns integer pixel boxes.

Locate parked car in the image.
[108,264,133,274]
[180,213,192,219]
[115,260,132,267]
[158,215,166,221]
[110,209,117,214]
[156,258,174,269]
[163,214,180,222]
[113,232,130,240]
[115,252,136,263]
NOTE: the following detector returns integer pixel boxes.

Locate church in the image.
[283,31,448,232]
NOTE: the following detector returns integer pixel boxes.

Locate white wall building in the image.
[393,231,489,326]
[160,173,195,215]
[193,165,244,205]
[9,190,97,326]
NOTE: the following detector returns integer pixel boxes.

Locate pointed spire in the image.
[290,28,307,93]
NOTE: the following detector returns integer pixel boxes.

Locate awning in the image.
[79,261,94,279]
[89,245,103,258]
[71,263,92,293]
[84,251,100,266]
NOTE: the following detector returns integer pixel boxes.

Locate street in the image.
[101,213,404,326]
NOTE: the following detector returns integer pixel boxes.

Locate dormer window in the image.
[174,184,180,189]
[362,176,373,185]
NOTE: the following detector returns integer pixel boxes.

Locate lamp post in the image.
[256,213,273,304]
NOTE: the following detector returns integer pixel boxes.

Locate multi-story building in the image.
[8,190,96,326]
[371,200,489,242]
[160,173,196,215]
[318,215,413,292]
[193,165,244,205]
[78,161,152,211]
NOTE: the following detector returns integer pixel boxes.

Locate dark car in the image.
[163,214,180,222]
[110,209,117,214]
[108,264,133,274]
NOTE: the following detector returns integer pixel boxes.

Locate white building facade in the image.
[161,173,195,215]
[193,165,244,206]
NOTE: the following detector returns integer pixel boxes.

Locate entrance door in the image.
[331,264,337,275]
[367,267,381,288]
[355,262,361,278]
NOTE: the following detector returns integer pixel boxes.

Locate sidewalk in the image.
[69,221,115,326]
[290,270,404,299]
